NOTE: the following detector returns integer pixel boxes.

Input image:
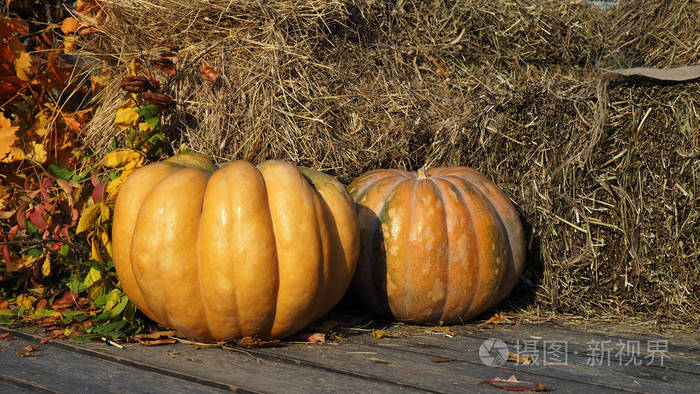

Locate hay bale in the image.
[80,0,699,325]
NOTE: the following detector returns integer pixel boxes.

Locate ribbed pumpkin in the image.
[112,153,359,341]
[348,167,525,324]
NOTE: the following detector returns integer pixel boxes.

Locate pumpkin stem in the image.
[417,168,429,179]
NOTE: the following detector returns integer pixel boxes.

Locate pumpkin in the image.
[112,153,359,341]
[348,167,525,324]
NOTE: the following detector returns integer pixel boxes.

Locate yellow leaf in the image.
[63,35,78,54]
[83,266,102,288]
[13,46,32,81]
[41,254,51,277]
[100,229,112,259]
[114,100,140,129]
[105,173,128,205]
[32,110,50,137]
[138,122,153,132]
[26,141,47,164]
[0,113,19,160]
[128,57,140,76]
[99,149,143,168]
[76,203,101,234]
[1,146,25,163]
[16,294,37,310]
[99,203,110,223]
[90,234,103,263]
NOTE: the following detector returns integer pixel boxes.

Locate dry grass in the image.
[79,0,700,326]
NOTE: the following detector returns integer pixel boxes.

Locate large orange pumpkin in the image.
[348,167,525,324]
[112,153,359,341]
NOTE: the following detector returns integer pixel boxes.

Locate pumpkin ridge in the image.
[349,172,403,201]
[428,178,453,323]
[454,175,509,316]
[130,166,186,329]
[442,176,482,320]
[466,182,514,308]
[256,163,279,338]
[374,177,411,317]
[402,179,420,320]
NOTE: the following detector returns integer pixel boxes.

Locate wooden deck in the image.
[1,320,699,393]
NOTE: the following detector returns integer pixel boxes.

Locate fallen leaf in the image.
[480,375,554,392]
[235,336,281,348]
[137,338,177,346]
[199,61,219,85]
[507,351,533,366]
[14,349,37,357]
[296,332,326,344]
[0,332,18,341]
[371,329,398,339]
[133,330,178,340]
[23,345,39,352]
[431,358,458,363]
[478,313,511,328]
[423,326,454,336]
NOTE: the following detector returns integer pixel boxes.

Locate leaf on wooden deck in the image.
[295,332,326,344]
[235,336,281,348]
[478,313,511,328]
[137,338,177,346]
[480,375,554,392]
[133,330,178,340]
[371,329,398,339]
[507,351,533,366]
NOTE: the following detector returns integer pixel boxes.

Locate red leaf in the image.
[92,181,107,203]
[16,205,27,230]
[199,61,219,85]
[29,207,49,231]
[151,58,176,75]
[1,245,11,263]
[40,336,54,344]
[295,332,326,344]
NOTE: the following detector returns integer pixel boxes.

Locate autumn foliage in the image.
[0,2,162,341]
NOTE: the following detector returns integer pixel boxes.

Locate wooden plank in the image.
[1,327,421,393]
[250,339,621,393]
[0,330,231,393]
[0,374,59,394]
[455,324,700,374]
[351,332,699,393]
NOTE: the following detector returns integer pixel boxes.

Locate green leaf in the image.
[145,115,161,131]
[26,248,42,257]
[83,266,102,289]
[69,168,92,183]
[93,319,128,336]
[109,295,129,318]
[136,104,161,120]
[30,308,55,319]
[66,274,87,294]
[62,310,86,321]
[59,244,71,256]
[26,221,38,234]
[48,164,75,180]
